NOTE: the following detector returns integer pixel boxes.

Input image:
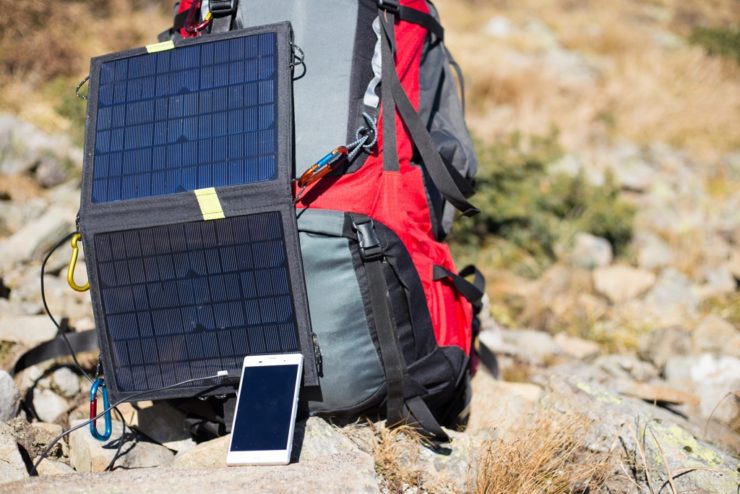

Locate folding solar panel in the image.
[78,23,318,402]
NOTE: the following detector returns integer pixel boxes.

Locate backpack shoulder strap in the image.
[378,2,479,216]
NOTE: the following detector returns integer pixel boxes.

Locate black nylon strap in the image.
[210,15,233,34]
[380,12,399,172]
[364,258,406,425]
[433,264,485,310]
[379,14,478,216]
[398,6,444,41]
[12,330,99,376]
[405,395,449,442]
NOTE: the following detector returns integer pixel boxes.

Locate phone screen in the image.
[230,364,300,452]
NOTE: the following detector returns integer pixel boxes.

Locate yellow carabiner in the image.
[67,233,90,292]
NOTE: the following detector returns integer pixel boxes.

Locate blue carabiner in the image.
[89,378,112,441]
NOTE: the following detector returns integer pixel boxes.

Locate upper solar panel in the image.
[91,33,278,203]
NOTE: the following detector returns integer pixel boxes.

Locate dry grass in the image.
[471,409,614,494]
[436,0,740,161]
[370,423,427,491]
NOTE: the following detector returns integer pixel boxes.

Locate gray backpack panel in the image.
[236,0,361,175]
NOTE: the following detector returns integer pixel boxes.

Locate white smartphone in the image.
[226,353,303,466]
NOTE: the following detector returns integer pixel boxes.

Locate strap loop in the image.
[433,264,485,312]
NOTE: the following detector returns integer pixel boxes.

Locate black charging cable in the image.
[40,231,93,383]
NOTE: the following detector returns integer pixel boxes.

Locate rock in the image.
[51,368,81,399]
[543,375,739,494]
[593,354,659,382]
[0,423,27,485]
[689,355,740,425]
[0,371,19,422]
[664,356,694,387]
[172,418,378,492]
[0,315,57,346]
[117,441,175,470]
[484,15,514,38]
[638,327,691,370]
[616,381,699,406]
[2,465,378,494]
[692,315,740,358]
[34,159,69,188]
[479,328,561,364]
[569,232,613,269]
[468,369,541,435]
[32,389,69,423]
[613,157,656,192]
[0,114,80,177]
[417,428,477,493]
[135,403,196,453]
[593,265,656,304]
[635,233,674,271]
[553,333,601,360]
[68,420,174,472]
[0,207,73,269]
[28,422,65,458]
[699,265,737,297]
[171,435,228,470]
[35,460,74,477]
[643,268,699,326]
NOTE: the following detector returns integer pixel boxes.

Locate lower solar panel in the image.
[92,211,302,396]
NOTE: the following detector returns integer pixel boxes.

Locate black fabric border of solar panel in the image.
[94,212,300,395]
[89,32,278,203]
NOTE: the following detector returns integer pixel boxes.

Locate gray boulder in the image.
[638,326,691,371]
[479,328,561,364]
[32,389,69,424]
[593,265,656,304]
[635,232,674,271]
[0,423,27,485]
[0,371,19,422]
[543,375,739,494]
[0,207,74,269]
[692,315,740,358]
[643,268,699,326]
[51,367,81,399]
[569,232,613,269]
[593,353,659,382]
[68,419,174,472]
[0,315,57,347]
[134,402,196,453]
[172,417,378,492]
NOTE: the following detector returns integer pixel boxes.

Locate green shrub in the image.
[449,134,635,278]
[689,25,740,63]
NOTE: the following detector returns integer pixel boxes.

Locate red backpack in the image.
[158,0,484,440]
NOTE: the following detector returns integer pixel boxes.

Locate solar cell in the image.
[90,32,279,203]
[94,212,300,392]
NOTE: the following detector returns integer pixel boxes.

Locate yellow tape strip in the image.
[146,40,175,53]
[194,188,225,221]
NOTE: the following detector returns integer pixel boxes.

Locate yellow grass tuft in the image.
[471,409,614,494]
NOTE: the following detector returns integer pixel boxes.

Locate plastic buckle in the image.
[210,0,237,16]
[353,219,383,261]
[377,0,400,13]
[89,378,112,441]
